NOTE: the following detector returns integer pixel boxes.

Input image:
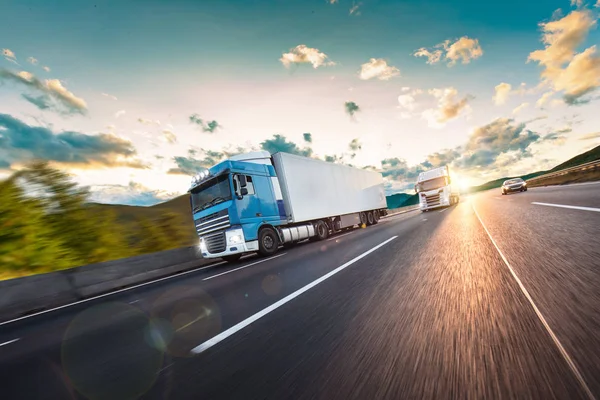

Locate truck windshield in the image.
[190,174,231,213]
[417,176,448,192]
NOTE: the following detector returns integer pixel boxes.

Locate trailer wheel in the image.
[366,211,374,225]
[373,210,380,224]
[312,220,329,241]
[359,212,367,226]
[258,227,279,256]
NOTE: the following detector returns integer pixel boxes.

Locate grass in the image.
[528,168,600,188]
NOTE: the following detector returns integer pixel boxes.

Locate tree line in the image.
[0,162,188,280]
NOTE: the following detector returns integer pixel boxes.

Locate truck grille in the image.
[425,194,440,207]
[195,209,230,236]
[204,231,226,253]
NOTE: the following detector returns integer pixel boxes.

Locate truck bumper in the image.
[199,228,259,259]
[420,199,450,211]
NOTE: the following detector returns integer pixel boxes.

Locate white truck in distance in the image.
[414,165,460,212]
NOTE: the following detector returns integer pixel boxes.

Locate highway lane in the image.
[474,182,600,396]
[0,185,598,399]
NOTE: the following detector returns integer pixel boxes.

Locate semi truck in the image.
[415,165,460,212]
[188,151,388,262]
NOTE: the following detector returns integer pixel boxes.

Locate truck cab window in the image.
[245,176,255,195]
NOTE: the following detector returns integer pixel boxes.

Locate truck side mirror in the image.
[241,187,248,196]
[239,175,247,188]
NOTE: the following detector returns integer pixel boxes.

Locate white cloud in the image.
[138,118,161,126]
[413,48,443,64]
[329,0,338,3]
[445,37,484,65]
[2,48,18,65]
[115,110,126,118]
[27,57,38,65]
[42,66,50,72]
[0,69,87,114]
[349,2,362,15]
[571,0,583,7]
[493,82,512,105]
[162,129,177,144]
[397,94,417,110]
[536,91,554,107]
[421,87,471,128]
[102,92,118,100]
[414,36,483,66]
[512,102,529,114]
[579,131,600,140]
[280,45,335,69]
[528,10,600,105]
[401,86,411,92]
[359,58,400,80]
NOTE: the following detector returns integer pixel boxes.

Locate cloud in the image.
[303,132,312,143]
[528,10,600,105]
[2,48,17,64]
[579,131,600,140]
[445,37,483,65]
[280,45,335,69]
[345,101,360,117]
[329,0,338,3]
[536,91,554,107]
[162,130,177,144]
[349,138,362,151]
[571,0,583,7]
[102,92,118,101]
[27,57,38,65]
[89,181,176,206]
[0,69,87,115]
[512,102,529,114]
[137,117,161,126]
[398,94,417,110]
[21,93,52,110]
[359,58,400,80]
[168,148,246,175]
[189,113,220,133]
[115,110,126,118]
[0,113,145,169]
[349,2,362,15]
[543,132,568,145]
[459,118,540,169]
[413,48,443,64]
[421,87,472,128]
[414,36,483,66]
[493,82,512,105]
[260,134,313,157]
[42,66,50,72]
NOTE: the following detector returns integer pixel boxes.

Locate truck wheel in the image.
[373,210,380,224]
[222,254,242,263]
[366,211,374,225]
[359,212,367,226]
[313,220,329,241]
[258,227,279,256]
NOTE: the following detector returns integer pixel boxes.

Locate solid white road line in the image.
[0,338,19,347]
[473,205,595,400]
[532,202,600,213]
[203,253,287,281]
[191,236,398,354]
[438,208,448,213]
[326,231,354,241]
[0,259,230,327]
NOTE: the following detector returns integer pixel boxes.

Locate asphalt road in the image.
[1,182,599,400]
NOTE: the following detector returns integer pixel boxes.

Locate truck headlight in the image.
[228,234,243,244]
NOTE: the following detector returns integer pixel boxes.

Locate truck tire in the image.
[373,210,380,224]
[312,220,329,241]
[222,254,242,263]
[359,212,367,226]
[258,227,279,256]
[367,211,374,225]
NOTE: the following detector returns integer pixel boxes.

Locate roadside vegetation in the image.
[0,162,192,280]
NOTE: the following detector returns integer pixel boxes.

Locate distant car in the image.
[501,178,527,195]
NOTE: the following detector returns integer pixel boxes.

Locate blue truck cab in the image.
[189,152,287,262]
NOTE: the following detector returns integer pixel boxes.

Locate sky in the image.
[1,0,600,205]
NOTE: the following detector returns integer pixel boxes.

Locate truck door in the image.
[233,174,263,224]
